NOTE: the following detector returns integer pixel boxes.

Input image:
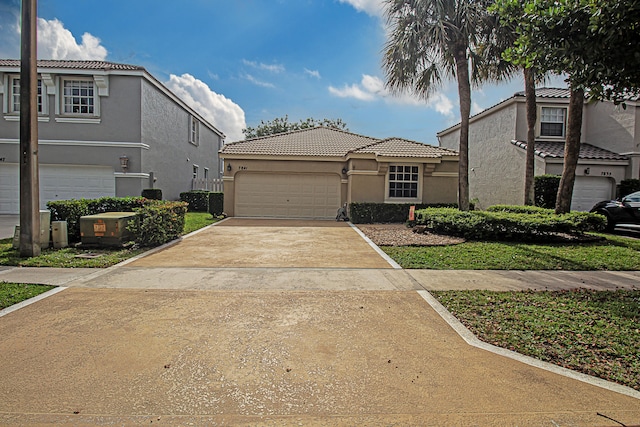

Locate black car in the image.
[590,191,640,231]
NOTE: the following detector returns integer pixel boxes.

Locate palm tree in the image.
[383,0,492,211]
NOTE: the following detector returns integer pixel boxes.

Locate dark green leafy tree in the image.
[383,0,494,211]
[243,116,348,139]
[492,0,640,213]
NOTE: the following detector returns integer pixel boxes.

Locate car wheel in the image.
[601,212,616,232]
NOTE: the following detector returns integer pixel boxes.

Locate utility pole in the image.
[19,0,40,257]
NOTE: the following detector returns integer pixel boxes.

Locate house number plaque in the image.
[239,166,248,170]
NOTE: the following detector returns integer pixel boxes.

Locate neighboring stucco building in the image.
[0,59,225,214]
[219,126,459,219]
[437,88,638,211]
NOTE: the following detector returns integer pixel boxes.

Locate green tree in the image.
[243,116,348,139]
[492,0,640,213]
[383,0,493,211]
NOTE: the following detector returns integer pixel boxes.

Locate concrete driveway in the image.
[1,218,639,425]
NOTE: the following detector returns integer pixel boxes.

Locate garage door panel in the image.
[0,164,115,214]
[571,176,614,211]
[235,173,341,219]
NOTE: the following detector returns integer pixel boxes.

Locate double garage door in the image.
[235,173,341,219]
[0,164,115,214]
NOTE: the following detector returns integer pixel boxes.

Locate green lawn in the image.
[432,289,640,391]
[0,212,217,268]
[383,234,640,270]
[0,282,55,310]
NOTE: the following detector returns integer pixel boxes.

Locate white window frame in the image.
[538,106,567,138]
[189,116,199,145]
[204,167,209,180]
[5,75,46,115]
[60,77,97,116]
[192,164,199,179]
[385,163,422,203]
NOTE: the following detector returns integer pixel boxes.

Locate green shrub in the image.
[487,205,554,215]
[127,201,188,247]
[208,192,224,216]
[618,179,640,198]
[349,202,458,224]
[141,188,163,200]
[180,190,210,212]
[415,206,606,241]
[534,175,560,209]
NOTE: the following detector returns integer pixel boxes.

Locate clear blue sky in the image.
[0,0,566,143]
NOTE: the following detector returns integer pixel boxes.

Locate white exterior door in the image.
[235,173,341,219]
[571,176,614,211]
[0,164,115,214]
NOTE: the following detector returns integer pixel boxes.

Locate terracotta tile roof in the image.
[511,140,628,161]
[0,59,145,71]
[221,127,380,157]
[354,137,458,158]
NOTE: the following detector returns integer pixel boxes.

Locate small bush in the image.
[127,201,188,247]
[141,188,163,200]
[534,175,560,209]
[618,179,640,198]
[180,191,210,212]
[208,192,224,216]
[415,206,606,241]
[349,202,458,224]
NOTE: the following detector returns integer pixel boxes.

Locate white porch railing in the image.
[191,178,223,192]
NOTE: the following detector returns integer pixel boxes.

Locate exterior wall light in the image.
[119,155,129,172]
[227,163,232,172]
[342,167,348,174]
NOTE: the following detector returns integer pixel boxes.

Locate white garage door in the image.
[0,164,115,214]
[571,176,614,211]
[235,173,341,219]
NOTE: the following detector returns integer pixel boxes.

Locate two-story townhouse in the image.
[437,88,638,211]
[0,59,225,214]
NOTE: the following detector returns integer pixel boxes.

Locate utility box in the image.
[52,221,69,249]
[11,210,51,249]
[80,212,137,247]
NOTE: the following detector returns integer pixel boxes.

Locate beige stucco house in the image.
[219,126,459,219]
[437,88,638,211]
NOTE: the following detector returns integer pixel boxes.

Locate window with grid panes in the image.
[63,79,95,114]
[10,77,43,113]
[540,107,566,137]
[388,165,419,198]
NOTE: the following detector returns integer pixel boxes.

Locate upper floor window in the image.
[190,116,199,145]
[9,76,43,113]
[62,79,95,115]
[540,107,566,137]
[192,165,199,179]
[388,165,419,199]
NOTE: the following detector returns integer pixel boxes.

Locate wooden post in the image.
[19,0,40,257]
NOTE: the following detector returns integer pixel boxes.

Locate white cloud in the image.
[37,18,107,60]
[243,74,276,88]
[338,0,386,17]
[328,74,455,117]
[165,73,247,143]
[304,68,321,79]
[242,59,285,73]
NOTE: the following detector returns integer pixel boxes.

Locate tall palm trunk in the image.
[555,86,584,214]
[523,68,537,205]
[454,47,471,211]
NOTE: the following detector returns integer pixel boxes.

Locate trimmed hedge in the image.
[349,202,458,224]
[208,192,224,216]
[127,201,188,247]
[180,190,210,212]
[47,197,147,242]
[534,175,560,209]
[141,188,163,200]
[415,206,606,241]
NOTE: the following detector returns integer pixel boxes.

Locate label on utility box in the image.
[94,220,106,236]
